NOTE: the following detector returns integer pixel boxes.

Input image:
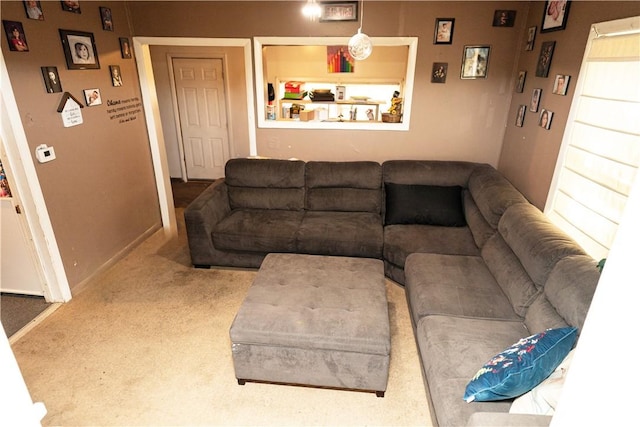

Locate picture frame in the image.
[83,88,102,106]
[119,37,132,59]
[3,20,29,52]
[530,88,542,112]
[41,66,62,93]
[59,29,100,69]
[515,105,526,127]
[431,62,448,83]
[23,1,44,21]
[110,65,123,87]
[539,108,553,130]
[535,41,555,77]
[552,74,570,95]
[61,0,81,14]
[434,18,455,44]
[525,26,537,51]
[493,10,516,27]
[515,71,527,93]
[541,0,570,33]
[100,6,113,31]
[461,45,490,79]
[319,2,358,22]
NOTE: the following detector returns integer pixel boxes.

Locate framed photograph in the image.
[3,20,29,52]
[61,0,81,14]
[83,88,102,106]
[119,37,132,59]
[434,18,455,44]
[541,0,570,33]
[319,2,358,22]
[535,41,555,77]
[431,62,448,83]
[336,85,346,100]
[553,74,570,95]
[461,45,490,79]
[110,65,123,87]
[515,105,527,127]
[493,10,516,27]
[530,88,542,112]
[23,1,44,20]
[41,66,62,93]
[100,7,113,31]
[515,71,527,93]
[525,26,537,51]
[59,29,100,69]
[539,108,553,130]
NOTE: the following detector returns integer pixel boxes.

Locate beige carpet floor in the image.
[11,211,432,426]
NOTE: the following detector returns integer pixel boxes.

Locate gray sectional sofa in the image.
[184,158,600,426]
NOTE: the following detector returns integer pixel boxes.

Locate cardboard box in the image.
[299,110,315,121]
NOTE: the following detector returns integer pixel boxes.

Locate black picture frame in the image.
[319,2,358,22]
[23,1,44,21]
[60,0,81,14]
[119,37,132,59]
[530,88,542,112]
[525,26,537,51]
[59,29,100,69]
[493,10,516,27]
[434,18,455,44]
[431,62,448,83]
[99,6,113,31]
[41,66,62,93]
[515,71,527,93]
[3,20,29,52]
[110,65,123,87]
[541,0,570,33]
[535,41,555,77]
[461,45,490,79]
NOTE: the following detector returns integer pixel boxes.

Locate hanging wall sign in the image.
[56,92,84,127]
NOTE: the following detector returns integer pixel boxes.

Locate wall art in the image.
[535,41,555,77]
[493,10,516,27]
[515,105,526,127]
[319,2,358,22]
[24,1,44,20]
[60,29,100,69]
[61,0,81,14]
[431,62,448,83]
[3,20,29,52]
[515,71,526,93]
[530,88,542,112]
[41,66,63,93]
[83,88,102,106]
[100,6,113,31]
[461,45,490,79]
[434,18,454,44]
[552,74,570,95]
[539,108,553,129]
[541,0,570,33]
[119,37,131,58]
[110,65,123,86]
[525,26,537,51]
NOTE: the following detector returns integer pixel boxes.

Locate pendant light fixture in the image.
[348,0,372,60]
[302,0,321,21]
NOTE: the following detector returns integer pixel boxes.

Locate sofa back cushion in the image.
[225,158,305,210]
[525,255,600,334]
[305,161,382,213]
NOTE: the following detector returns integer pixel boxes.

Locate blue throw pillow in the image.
[463,327,577,403]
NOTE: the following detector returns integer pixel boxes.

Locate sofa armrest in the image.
[184,179,230,266]
[466,412,552,427]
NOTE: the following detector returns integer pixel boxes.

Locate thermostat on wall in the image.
[35,144,56,163]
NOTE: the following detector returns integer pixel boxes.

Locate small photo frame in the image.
[493,10,516,27]
[535,41,555,77]
[110,65,123,87]
[515,105,527,127]
[434,18,455,44]
[539,109,553,129]
[23,1,44,20]
[3,20,29,52]
[41,66,62,93]
[525,26,537,51]
[61,0,81,14]
[336,85,346,100]
[59,29,100,69]
[100,6,113,31]
[119,37,132,59]
[553,74,570,95]
[83,88,102,106]
[319,2,358,22]
[431,62,448,83]
[515,71,527,93]
[541,0,571,33]
[461,45,490,79]
[530,88,542,112]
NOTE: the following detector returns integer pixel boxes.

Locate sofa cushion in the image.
[464,190,496,249]
[297,211,383,258]
[382,160,478,186]
[384,183,466,226]
[305,161,382,213]
[463,327,577,403]
[404,253,521,325]
[213,209,304,253]
[417,315,527,427]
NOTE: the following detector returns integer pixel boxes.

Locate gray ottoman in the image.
[229,253,390,397]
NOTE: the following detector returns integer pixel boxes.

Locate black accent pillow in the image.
[385,183,466,226]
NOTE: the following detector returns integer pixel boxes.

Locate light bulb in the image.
[302,1,321,19]
[348,29,372,60]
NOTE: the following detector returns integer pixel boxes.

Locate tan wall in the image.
[128,1,530,166]
[149,45,251,177]
[499,1,640,208]
[1,1,161,291]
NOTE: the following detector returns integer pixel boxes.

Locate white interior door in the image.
[172,58,230,180]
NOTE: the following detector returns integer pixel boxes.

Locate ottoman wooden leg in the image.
[237,379,246,385]
[376,391,385,398]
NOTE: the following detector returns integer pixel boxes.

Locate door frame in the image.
[168,54,234,182]
[133,37,256,237]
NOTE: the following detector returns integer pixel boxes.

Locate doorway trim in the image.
[132,37,256,237]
